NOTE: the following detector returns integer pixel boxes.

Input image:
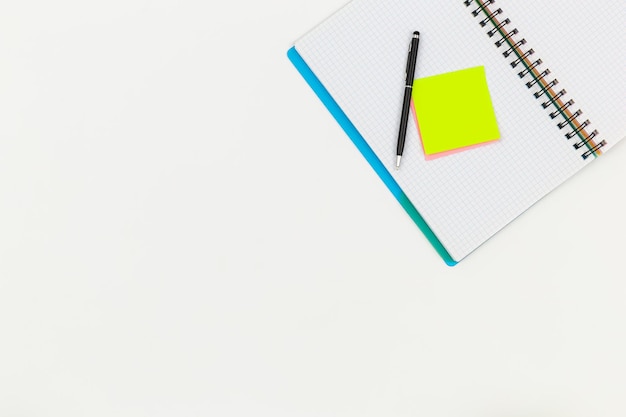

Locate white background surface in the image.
[0,1,625,416]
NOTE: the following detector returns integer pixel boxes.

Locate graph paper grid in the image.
[293,0,626,261]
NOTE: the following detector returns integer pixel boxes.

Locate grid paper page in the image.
[294,0,623,261]
[502,0,626,153]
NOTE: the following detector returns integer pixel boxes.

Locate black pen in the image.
[396,31,420,169]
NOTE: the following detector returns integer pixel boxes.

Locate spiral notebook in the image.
[288,0,626,265]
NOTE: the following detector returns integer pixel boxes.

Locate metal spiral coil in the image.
[463,0,606,159]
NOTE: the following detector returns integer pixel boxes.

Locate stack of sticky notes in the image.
[412,66,500,159]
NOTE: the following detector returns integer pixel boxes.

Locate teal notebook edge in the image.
[287,46,457,267]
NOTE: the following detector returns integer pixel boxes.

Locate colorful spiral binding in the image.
[464,0,607,159]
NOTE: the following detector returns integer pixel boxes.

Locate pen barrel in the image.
[396,32,420,160]
[396,88,412,154]
[405,37,420,84]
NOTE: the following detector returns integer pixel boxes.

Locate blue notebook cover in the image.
[287,47,457,266]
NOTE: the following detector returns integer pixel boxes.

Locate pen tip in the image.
[413,31,420,38]
[396,155,402,169]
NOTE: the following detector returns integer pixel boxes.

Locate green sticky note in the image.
[412,66,500,156]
